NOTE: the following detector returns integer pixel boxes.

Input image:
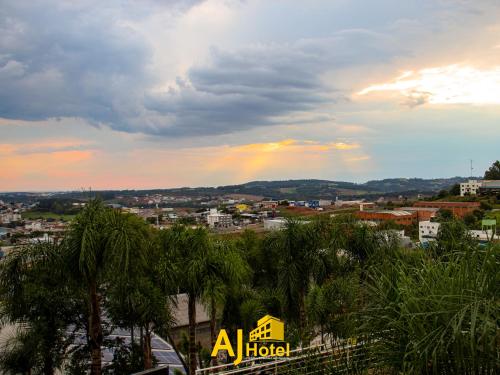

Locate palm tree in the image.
[160,226,247,374]
[0,242,78,375]
[0,325,38,375]
[106,227,175,371]
[268,219,330,344]
[160,225,210,375]
[201,239,248,367]
[106,271,174,370]
[306,273,359,345]
[64,199,150,375]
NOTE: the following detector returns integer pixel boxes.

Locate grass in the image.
[21,211,76,221]
[360,245,500,374]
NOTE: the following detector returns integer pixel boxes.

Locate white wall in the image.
[460,180,482,196]
[419,221,440,243]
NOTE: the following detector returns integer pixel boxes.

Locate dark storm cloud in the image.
[0,1,155,126]
[0,1,398,137]
[145,30,400,136]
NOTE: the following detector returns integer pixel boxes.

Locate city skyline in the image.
[2,0,500,191]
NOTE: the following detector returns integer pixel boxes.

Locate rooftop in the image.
[397,207,439,212]
[66,324,186,374]
[482,180,500,188]
[360,210,413,216]
[414,201,481,207]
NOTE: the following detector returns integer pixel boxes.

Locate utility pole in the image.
[156,203,160,227]
[470,159,473,178]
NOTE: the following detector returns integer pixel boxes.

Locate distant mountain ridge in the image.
[198,177,471,200]
[0,177,474,202]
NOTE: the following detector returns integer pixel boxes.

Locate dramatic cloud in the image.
[2,0,500,190]
[145,30,399,136]
[0,0,208,133]
[0,0,399,137]
[0,1,152,124]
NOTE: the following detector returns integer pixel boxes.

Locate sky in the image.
[1,0,500,191]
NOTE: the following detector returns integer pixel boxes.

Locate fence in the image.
[196,340,375,375]
[132,366,170,375]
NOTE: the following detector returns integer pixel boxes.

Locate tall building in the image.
[460,180,482,196]
[460,179,500,196]
[207,209,233,228]
[419,221,441,243]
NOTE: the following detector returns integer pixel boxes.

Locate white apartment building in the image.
[419,221,441,243]
[0,212,22,224]
[25,221,43,231]
[207,209,233,228]
[460,180,482,196]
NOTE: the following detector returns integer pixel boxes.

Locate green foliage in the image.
[463,212,477,228]
[102,341,145,374]
[22,210,76,221]
[342,224,381,264]
[484,160,500,179]
[64,345,91,375]
[480,201,493,210]
[266,219,331,340]
[449,183,460,196]
[360,245,500,374]
[160,225,248,307]
[2,199,499,374]
[36,198,82,215]
[430,220,477,258]
[0,327,39,375]
[0,242,80,374]
[160,225,248,373]
[177,216,196,225]
[65,199,151,284]
[437,189,449,198]
[436,208,453,221]
[307,273,359,342]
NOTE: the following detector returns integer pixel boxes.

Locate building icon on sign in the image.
[249,315,284,342]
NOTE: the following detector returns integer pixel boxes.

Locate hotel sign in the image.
[211,315,290,366]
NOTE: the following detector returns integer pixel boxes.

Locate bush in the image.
[480,201,493,211]
[359,246,500,374]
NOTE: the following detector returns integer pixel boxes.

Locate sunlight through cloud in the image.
[358,65,500,106]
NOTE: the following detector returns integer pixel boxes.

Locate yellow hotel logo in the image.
[211,315,290,366]
[249,315,284,341]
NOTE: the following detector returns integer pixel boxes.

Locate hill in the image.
[0,177,472,203]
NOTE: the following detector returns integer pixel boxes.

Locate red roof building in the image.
[395,207,439,222]
[413,201,480,218]
[355,210,417,226]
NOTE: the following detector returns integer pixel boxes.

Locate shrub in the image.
[359,246,500,374]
